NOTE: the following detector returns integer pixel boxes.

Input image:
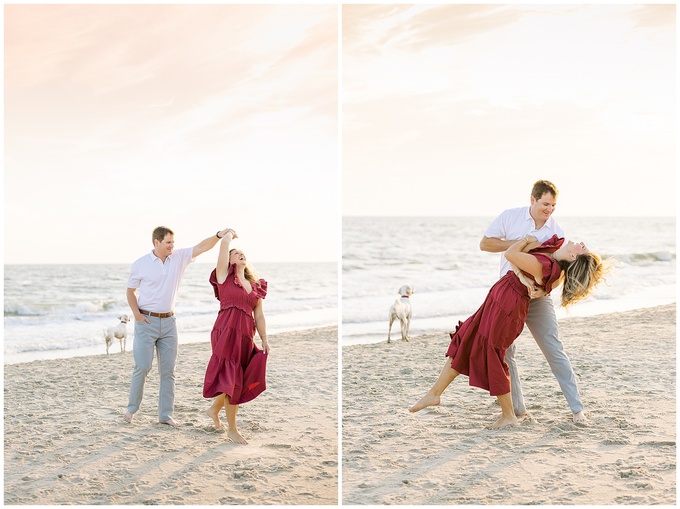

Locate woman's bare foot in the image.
[409,393,440,413]
[227,428,248,444]
[123,411,134,423]
[205,408,223,429]
[572,410,587,423]
[488,414,519,429]
[492,411,527,420]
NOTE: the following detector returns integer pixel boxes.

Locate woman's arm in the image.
[511,263,546,299]
[504,236,545,284]
[254,299,270,354]
[215,230,236,284]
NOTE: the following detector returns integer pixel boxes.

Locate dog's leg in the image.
[400,319,408,341]
[388,316,395,343]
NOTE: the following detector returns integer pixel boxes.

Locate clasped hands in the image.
[218,228,238,240]
[520,277,546,299]
[513,235,545,299]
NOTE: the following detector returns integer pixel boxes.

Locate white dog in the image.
[105,314,130,354]
[388,285,413,343]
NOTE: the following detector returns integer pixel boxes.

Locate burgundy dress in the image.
[446,235,564,396]
[203,264,268,405]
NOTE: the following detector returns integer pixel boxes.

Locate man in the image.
[123,226,231,427]
[480,180,586,423]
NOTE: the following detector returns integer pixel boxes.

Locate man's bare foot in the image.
[572,410,587,423]
[488,414,519,429]
[123,411,134,423]
[409,393,441,413]
[227,428,248,444]
[159,417,180,428]
[205,408,223,429]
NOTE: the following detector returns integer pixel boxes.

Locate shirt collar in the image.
[148,250,173,263]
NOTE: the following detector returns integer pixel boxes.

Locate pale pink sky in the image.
[343,4,676,217]
[5,4,338,264]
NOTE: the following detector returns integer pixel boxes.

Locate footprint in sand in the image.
[264,443,292,449]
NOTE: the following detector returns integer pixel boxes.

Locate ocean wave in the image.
[615,251,675,264]
[4,304,45,317]
[4,300,117,318]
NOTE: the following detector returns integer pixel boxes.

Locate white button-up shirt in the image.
[484,206,565,277]
[127,247,195,313]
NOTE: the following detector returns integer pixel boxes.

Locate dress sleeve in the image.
[538,256,563,294]
[529,234,563,255]
[528,235,564,294]
[254,279,268,300]
[209,269,220,300]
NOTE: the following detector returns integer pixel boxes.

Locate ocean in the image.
[342,216,676,346]
[4,217,676,362]
[3,262,337,364]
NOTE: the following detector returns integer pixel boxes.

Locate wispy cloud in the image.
[5,4,338,263]
[343,4,675,216]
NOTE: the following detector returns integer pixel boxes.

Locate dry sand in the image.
[342,305,676,505]
[4,326,338,505]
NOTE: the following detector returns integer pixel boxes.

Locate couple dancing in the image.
[123,226,268,444]
[410,180,608,428]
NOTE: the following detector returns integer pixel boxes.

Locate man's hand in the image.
[218,228,237,240]
[135,313,151,324]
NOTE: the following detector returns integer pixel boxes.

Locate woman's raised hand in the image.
[219,228,238,240]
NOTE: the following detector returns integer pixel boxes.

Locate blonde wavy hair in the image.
[557,252,608,307]
[229,249,261,286]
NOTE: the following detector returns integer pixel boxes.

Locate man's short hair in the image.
[152,226,174,244]
[531,180,559,200]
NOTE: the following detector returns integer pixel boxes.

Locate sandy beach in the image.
[342,305,676,505]
[4,326,338,505]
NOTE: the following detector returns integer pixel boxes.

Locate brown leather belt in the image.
[139,309,174,318]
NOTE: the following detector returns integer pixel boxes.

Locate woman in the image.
[203,229,269,444]
[409,234,606,429]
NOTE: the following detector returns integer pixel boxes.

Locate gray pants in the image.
[505,296,584,414]
[126,316,178,421]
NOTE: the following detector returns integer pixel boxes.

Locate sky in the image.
[4,4,338,264]
[342,4,676,217]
